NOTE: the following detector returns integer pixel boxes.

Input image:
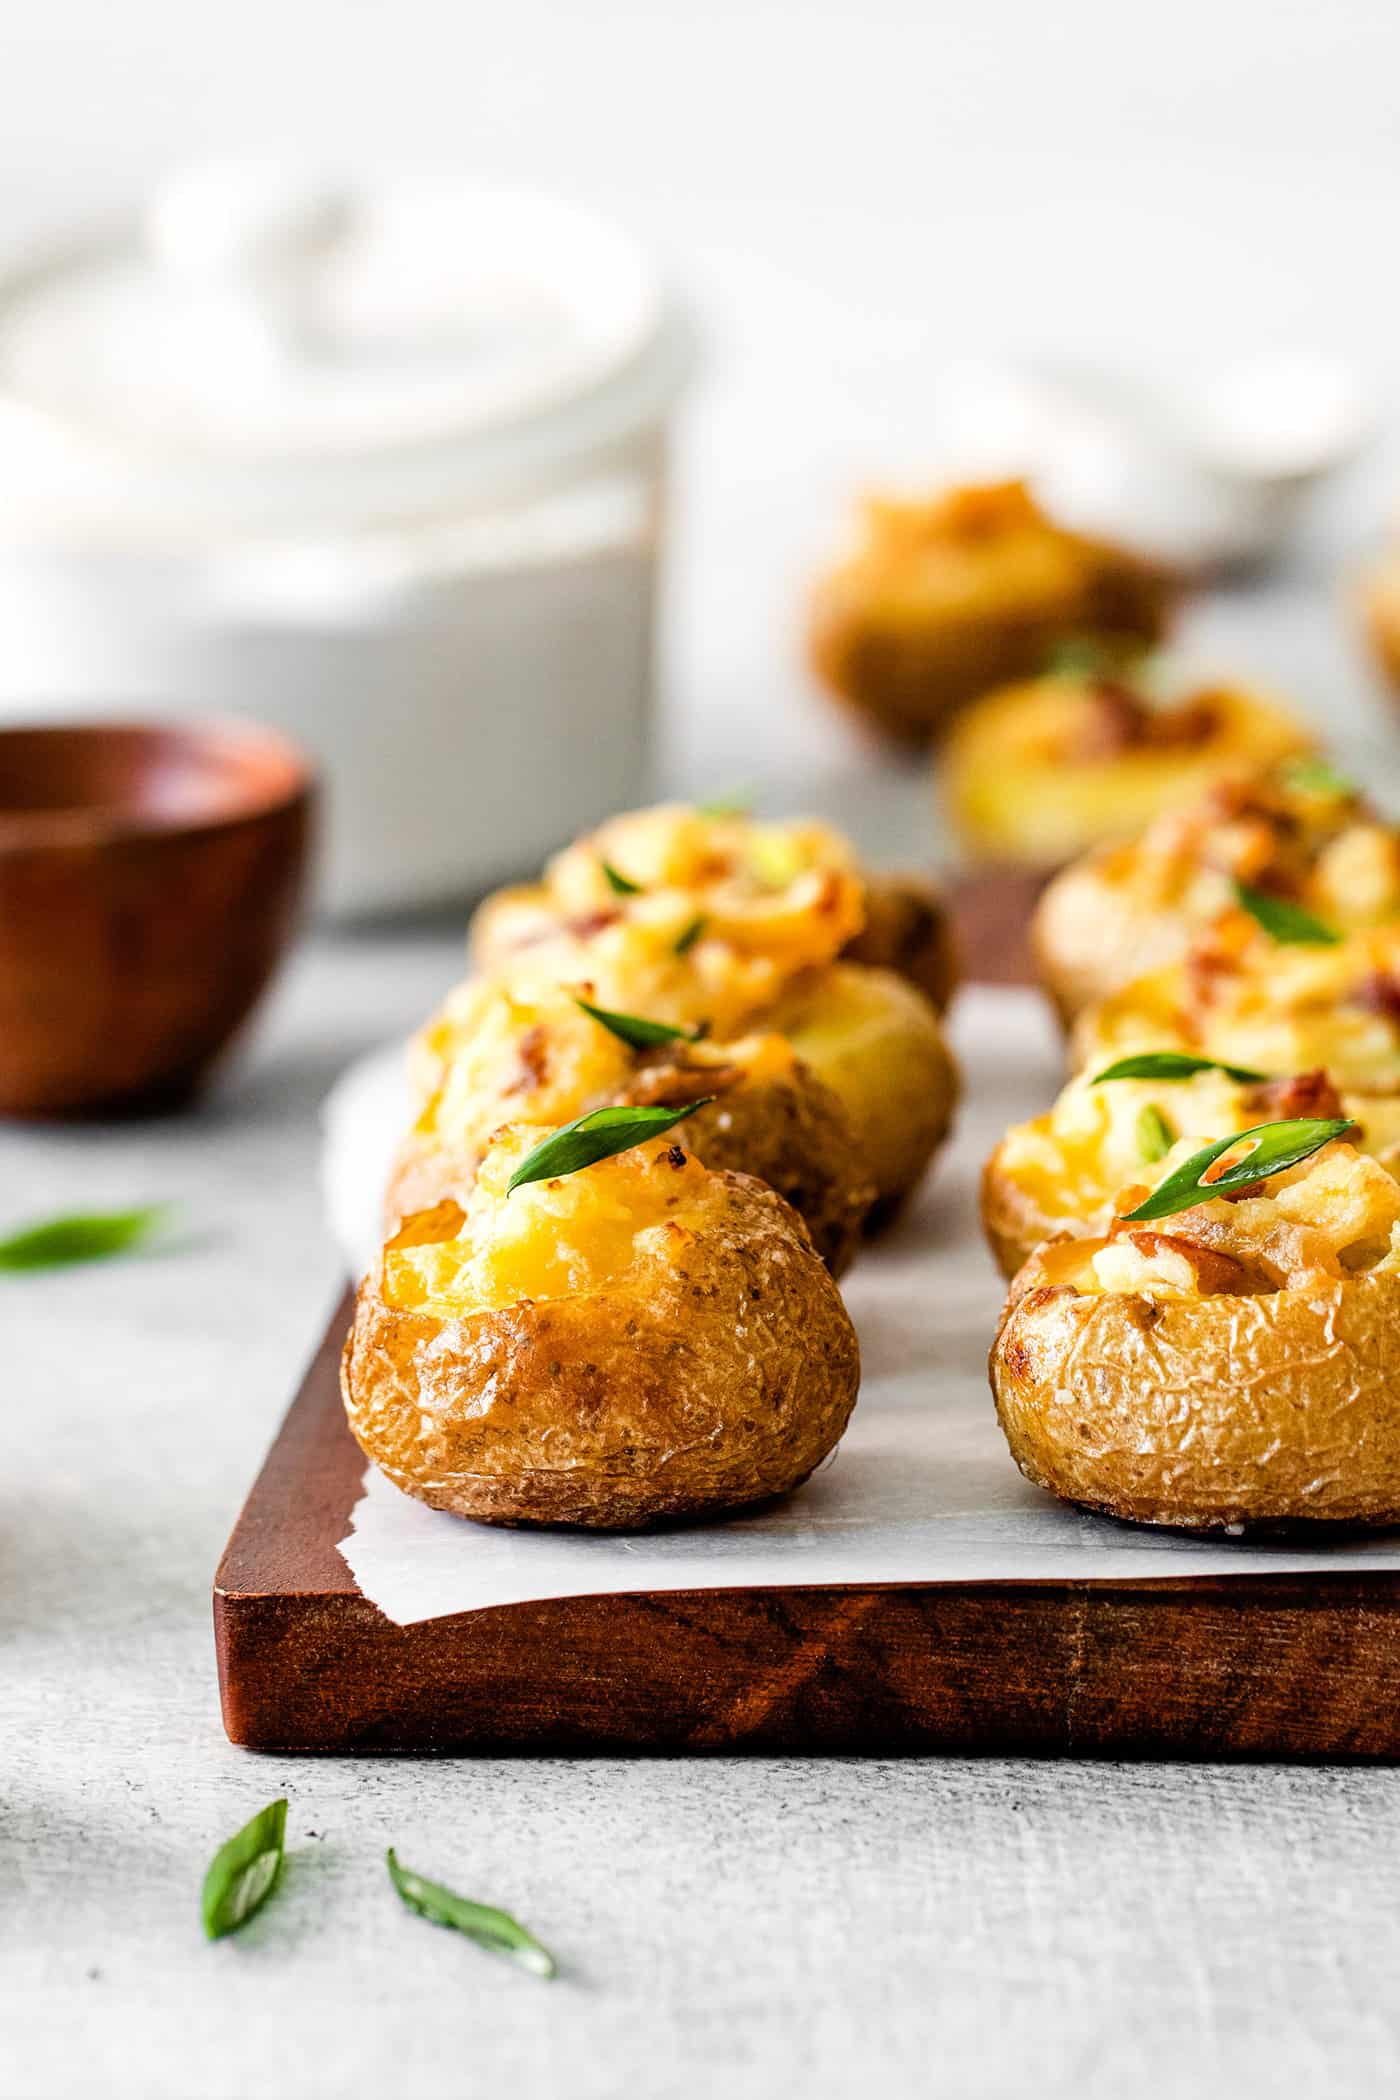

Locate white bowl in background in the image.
[0,163,693,915]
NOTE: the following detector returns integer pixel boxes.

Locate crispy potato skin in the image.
[769,963,959,1220]
[839,872,958,1013]
[388,1048,874,1278]
[980,1151,1057,1281]
[343,1171,861,1529]
[991,1269,1400,1529]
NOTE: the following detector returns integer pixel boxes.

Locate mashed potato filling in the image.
[544,806,864,961]
[411,980,634,1146]
[1091,772,1388,919]
[382,1130,715,1313]
[1077,919,1400,1096]
[465,807,869,1035]
[1045,1141,1400,1300]
[998,1067,1400,1237]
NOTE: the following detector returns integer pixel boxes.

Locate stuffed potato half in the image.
[391,977,874,1276]
[944,667,1311,868]
[1032,764,1396,1026]
[468,801,958,1019]
[807,478,1172,743]
[982,1059,1400,1279]
[344,1127,861,1529]
[991,1131,1400,1530]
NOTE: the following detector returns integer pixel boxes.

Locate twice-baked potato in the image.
[807,478,1173,744]
[766,962,959,1222]
[1071,909,1400,1098]
[944,666,1312,867]
[991,1130,1400,1530]
[982,1057,1400,1279]
[1032,763,1391,1026]
[392,977,874,1275]
[469,801,957,1020]
[344,1126,861,1529]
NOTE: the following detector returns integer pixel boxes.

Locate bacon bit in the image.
[1152,692,1223,748]
[1184,916,1255,1011]
[629,1061,740,1107]
[1123,1229,1272,1295]
[1354,972,1400,1028]
[1242,1069,1347,1122]
[1068,683,1223,762]
[505,1024,550,1095]
[566,908,623,939]
[1068,681,1153,758]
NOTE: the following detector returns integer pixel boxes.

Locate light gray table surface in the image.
[5,916,1400,2100]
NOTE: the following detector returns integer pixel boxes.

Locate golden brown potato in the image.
[1032,764,1391,1027]
[944,669,1312,868]
[767,962,959,1221]
[991,1137,1400,1529]
[391,978,874,1275]
[807,479,1173,744]
[981,1060,1400,1279]
[344,1129,861,1529]
[840,870,958,1012]
[468,803,958,1019]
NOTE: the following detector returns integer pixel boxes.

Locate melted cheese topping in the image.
[1087,774,1400,925]
[948,678,1310,860]
[1047,1141,1400,1300]
[382,1128,717,1313]
[468,805,866,1037]
[1075,920,1400,1095]
[999,1066,1400,1238]
[410,979,634,1152]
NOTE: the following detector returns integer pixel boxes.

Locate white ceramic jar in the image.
[0,165,692,914]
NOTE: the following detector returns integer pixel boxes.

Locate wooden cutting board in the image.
[214,872,1400,1759]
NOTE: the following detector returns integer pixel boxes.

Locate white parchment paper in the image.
[324,986,1400,1624]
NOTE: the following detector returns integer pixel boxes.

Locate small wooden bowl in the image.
[0,719,314,1116]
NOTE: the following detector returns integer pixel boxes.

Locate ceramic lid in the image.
[0,162,691,539]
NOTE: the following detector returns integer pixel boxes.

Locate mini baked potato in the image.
[991,1131,1400,1530]
[469,801,957,1019]
[766,962,959,1222]
[807,479,1172,744]
[391,977,874,1275]
[343,1126,861,1529]
[1071,910,1400,1098]
[943,666,1312,867]
[1032,763,1391,1026]
[982,1057,1400,1279]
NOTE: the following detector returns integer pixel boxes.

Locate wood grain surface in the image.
[214,872,1400,1759]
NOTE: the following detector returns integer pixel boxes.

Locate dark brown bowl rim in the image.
[0,717,315,851]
